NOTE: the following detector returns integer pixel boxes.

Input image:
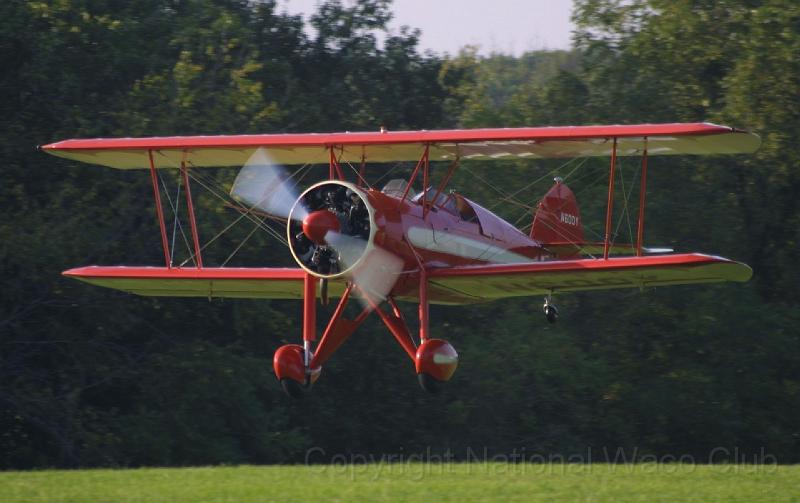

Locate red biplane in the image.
[42,123,759,397]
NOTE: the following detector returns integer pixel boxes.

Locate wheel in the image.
[415,339,459,383]
[418,373,444,394]
[274,345,319,399]
[544,304,559,324]
[281,378,306,399]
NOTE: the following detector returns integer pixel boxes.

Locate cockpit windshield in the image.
[381,179,415,198]
[412,188,457,214]
[386,180,480,225]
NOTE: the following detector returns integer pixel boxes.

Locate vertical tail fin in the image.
[531,178,585,257]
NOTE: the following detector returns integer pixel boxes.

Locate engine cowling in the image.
[287,181,377,278]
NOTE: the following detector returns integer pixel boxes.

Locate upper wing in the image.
[42,123,760,169]
[424,253,752,304]
[62,266,347,299]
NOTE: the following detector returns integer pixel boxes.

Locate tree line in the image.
[1,0,798,468]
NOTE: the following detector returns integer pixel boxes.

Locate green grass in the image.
[0,463,798,502]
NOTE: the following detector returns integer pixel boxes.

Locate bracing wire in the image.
[490,156,588,212]
[371,161,404,187]
[167,168,291,268]
[510,157,590,227]
[342,160,372,189]
[157,171,195,266]
[182,161,315,266]
[186,171,287,248]
[221,213,269,267]
[510,155,644,259]
[612,158,639,248]
[461,165,531,211]
[170,176,182,266]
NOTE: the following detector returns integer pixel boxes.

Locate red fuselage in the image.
[359,185,549,299]
[370,188,546,266]
[287,180,550,302]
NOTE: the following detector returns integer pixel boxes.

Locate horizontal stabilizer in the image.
[543,242,674,257]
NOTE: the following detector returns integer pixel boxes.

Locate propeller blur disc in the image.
[230,148,307,221]
[287,180,405,309]
[326,230,403,307]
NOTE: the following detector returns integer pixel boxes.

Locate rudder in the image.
[530,178,584,257]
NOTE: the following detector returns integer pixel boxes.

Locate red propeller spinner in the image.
[302,209,341,245]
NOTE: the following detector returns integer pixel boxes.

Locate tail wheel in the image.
[543,297,559,324]
[544,304,559,323]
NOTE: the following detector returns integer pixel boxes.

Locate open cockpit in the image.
[381,178,479,223]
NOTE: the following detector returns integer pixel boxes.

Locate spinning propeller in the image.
[229,148,307,221]
[231,148,403,307]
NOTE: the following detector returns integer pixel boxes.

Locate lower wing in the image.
[425,253,752,304]
[63,253,751,304]
[62,266,347,299]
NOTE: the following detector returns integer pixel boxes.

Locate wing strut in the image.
[146,150,207,269]
[357,148,367,188]
[329,147,345,181]
[303,273,317,368]
[180,160,203,268]
[148,150,171,268]
[635,138,649,256]
[425,156,460,220]
[422,147,430,216]
[418,267,430,343]
[398,144,429,204]
[603,138,618,260]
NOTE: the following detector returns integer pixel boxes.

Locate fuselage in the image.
[369,187,548,269]
[286,180,551,302]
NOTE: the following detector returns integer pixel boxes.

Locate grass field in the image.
[1,463,797,502]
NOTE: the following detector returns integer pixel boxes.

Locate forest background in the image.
[1,0,798,468]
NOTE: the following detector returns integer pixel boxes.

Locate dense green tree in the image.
[1,0,798,468]
[0,0,452,468]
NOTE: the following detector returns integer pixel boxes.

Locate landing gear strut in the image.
[319,277,329,306]
[274,282,370,399]
[274,269,461,397]
[543,296,558,324]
